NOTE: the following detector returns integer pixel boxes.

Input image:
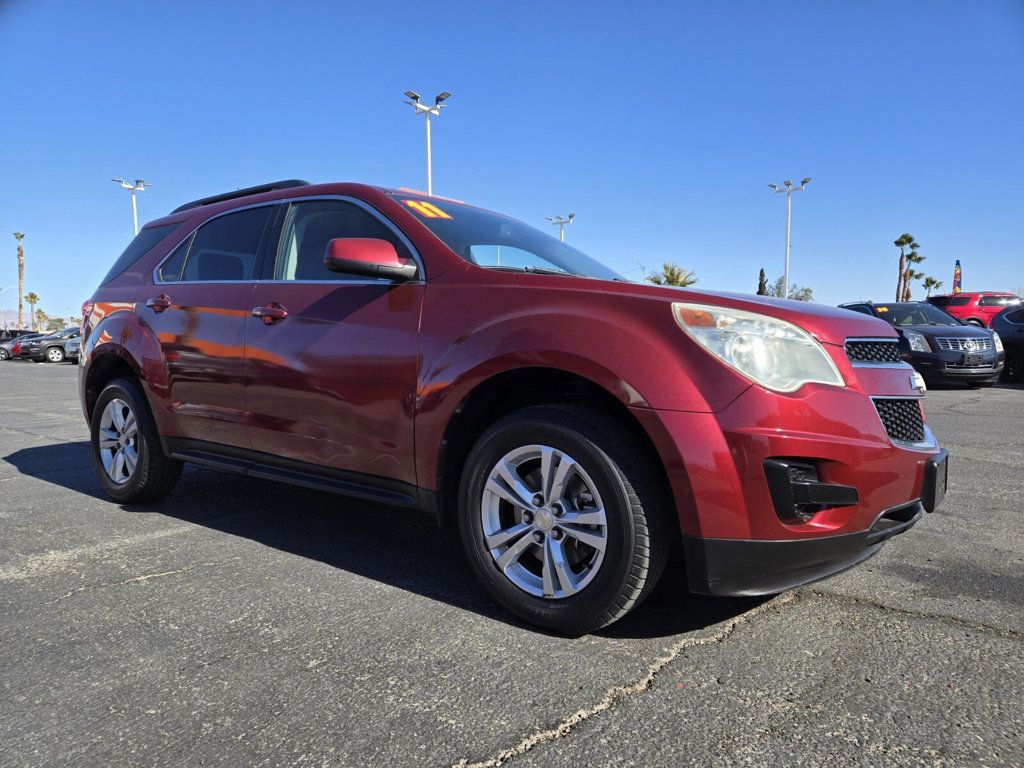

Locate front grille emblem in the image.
[964,339,978,352]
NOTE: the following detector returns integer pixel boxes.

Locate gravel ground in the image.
[1,361,1021,767]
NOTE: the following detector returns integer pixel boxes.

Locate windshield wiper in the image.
[484,265,577,277]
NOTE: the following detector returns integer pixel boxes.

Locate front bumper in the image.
[683,448,947,595]
[908,350,1003,384]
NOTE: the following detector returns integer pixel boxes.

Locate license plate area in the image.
[962,354,983,367]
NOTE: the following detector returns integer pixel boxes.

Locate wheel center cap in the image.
[535,508,554,531]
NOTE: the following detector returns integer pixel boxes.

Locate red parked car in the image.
[79,181,948,634]
[927,292,1021,328]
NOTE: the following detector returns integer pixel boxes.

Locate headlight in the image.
[672,303,845,393]
[903,330,930,353]
[993,333,1003,353]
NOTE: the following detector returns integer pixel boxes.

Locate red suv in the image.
[80,181,948,634]
[927,292,1022,328]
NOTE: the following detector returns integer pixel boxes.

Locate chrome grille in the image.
[873,398,925,443]
[935,336,992,352]
[846,339,902,364]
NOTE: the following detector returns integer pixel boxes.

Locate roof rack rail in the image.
[171,179,311,213]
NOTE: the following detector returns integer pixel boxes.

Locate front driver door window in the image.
[243,199,423,490]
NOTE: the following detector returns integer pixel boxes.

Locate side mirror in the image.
[323,238,418,281]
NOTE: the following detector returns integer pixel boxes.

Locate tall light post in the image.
[112,178,150,235]
[546,213,575,242]
[767,178,811,297]
[403,90,450,196]
[0,286,16,331]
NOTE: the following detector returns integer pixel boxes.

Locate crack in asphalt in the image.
[452,584,1022,768]
[451,592,799,768]
[43,556,242,605]
[807,589,1024,640]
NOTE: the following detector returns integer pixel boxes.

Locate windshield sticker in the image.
[403,199,453,219]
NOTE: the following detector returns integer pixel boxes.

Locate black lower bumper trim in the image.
[682,501,926,596]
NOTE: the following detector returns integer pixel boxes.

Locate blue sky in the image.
[1,0,1022,322]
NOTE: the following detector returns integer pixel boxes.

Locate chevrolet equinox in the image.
[80,180,949,634]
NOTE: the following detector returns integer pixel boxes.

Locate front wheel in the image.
[458,405,672,635]
[45,346,65,363]
[90,378,182,503]
[1002,350,1023,383]
[0,348,8,361]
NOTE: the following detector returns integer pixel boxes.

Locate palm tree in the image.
[922,276,943,297]
[13,232,25,329]
[756,268,769,296]
[893,233,919,301]
[903,251,926,301]
[25,292,39,330]
[646,262,698,287]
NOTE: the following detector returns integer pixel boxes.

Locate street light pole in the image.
[767,178,811,297]
[112,178,150,235]
[404,90,450,196]
[546,213,575,242]
[0,286,16,331]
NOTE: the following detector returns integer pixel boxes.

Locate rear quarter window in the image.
[101,224,180,284]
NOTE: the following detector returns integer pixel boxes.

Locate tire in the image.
[965,319,984,327]
[1002,350,1023,383]
[0,348,8,361]
[45,346,65,363]
[458,405,672,635]
[90,377,182,503]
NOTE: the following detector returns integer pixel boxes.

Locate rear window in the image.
[928,295,971,307]
[101,224,179,284]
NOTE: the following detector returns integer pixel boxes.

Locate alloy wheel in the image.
[47,348,63,362]
[98,398,139,485]
[481,444,608,599]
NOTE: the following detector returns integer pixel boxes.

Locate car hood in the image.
[596,283,897,346]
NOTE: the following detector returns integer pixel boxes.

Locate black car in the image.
[991,305,1024,382]
[0,331,45,361]
[839,301,1004,388]
[16,326,81,363]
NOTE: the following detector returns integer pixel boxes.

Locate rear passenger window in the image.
[175,207,273,282]
[158,234,193,282]
[844,305,874,316]
[273,200,412,281]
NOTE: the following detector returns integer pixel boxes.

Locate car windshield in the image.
[876,304,961,326]
[389,194,622,281]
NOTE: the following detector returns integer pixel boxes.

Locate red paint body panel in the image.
[928,291,1022,328]
[80,181,943,564]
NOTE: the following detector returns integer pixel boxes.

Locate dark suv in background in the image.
[991,306,1024,382]
[16,326,81,363]
[840,301,1003,387]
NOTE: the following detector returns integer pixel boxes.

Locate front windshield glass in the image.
[389,194,622,280]
[876,304,961,326]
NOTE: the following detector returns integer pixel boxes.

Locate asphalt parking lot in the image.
[1,361,1021,767]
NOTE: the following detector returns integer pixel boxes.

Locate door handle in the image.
[146,294,171,313]
[252,302,288,325]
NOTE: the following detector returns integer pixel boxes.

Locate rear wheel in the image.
[0,348,8,361]
[45,346,65,363]
[965,318,984,327]
[90,378,182,503]
[458,405,672,635]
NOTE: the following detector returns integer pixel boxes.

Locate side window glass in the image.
[274,200,412,281]
[158,234,193,282]
[179,207,273,282]
[845,304,873,316]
